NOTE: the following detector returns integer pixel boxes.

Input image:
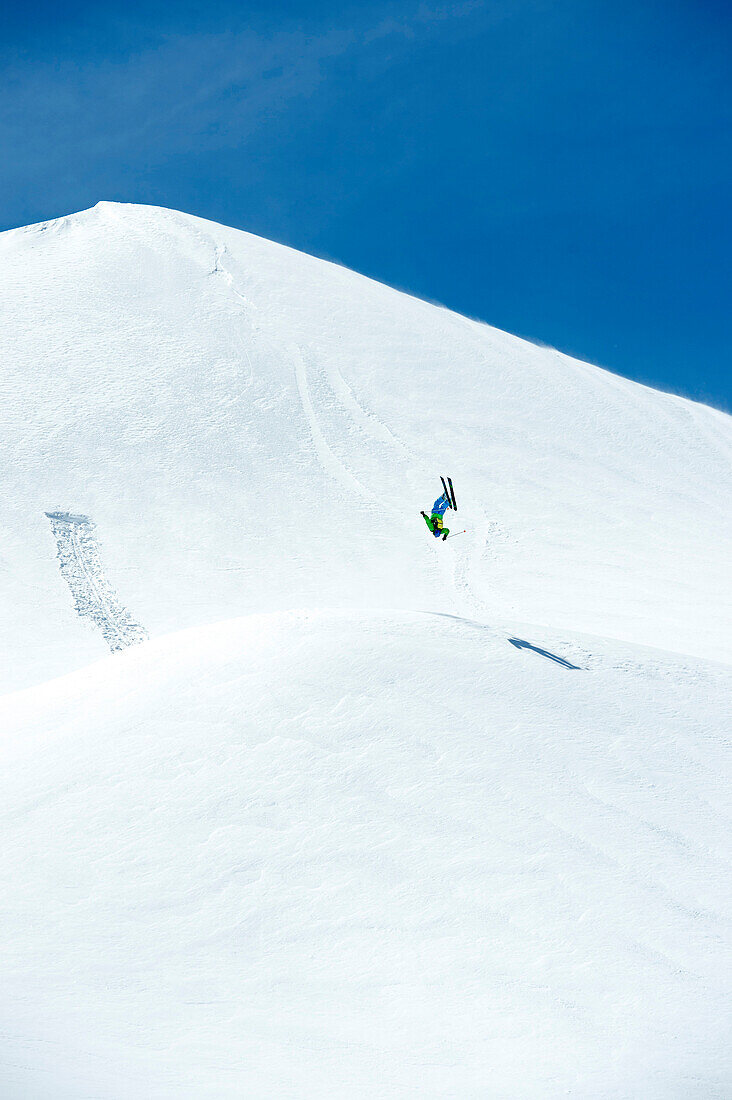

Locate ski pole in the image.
[446,529,467,540]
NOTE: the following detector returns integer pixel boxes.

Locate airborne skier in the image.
[421,477,456,541]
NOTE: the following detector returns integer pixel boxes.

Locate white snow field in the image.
[0,202,730,1097]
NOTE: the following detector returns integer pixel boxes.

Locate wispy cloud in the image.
[0,1,497,200]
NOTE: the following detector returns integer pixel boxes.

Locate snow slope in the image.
[1,203,730,1096]
[1,201,730,691]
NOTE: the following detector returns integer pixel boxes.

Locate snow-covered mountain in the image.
[1,202,730,1097]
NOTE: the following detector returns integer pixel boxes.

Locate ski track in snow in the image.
[293,336,512,618]
[323,356,417,462]
[293,344,389,509]
[45,512,147,653]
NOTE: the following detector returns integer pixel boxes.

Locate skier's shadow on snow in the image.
[509,638,581,670]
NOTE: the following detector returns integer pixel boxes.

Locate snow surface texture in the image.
[1,202,731,1097]
[45,512,147,651]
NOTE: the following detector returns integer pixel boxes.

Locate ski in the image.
[447,476,457,511]
[440,476,450,507]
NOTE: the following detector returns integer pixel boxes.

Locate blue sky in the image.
[2,0,730,408]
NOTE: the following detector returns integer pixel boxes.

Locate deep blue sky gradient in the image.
[2,0,730,408]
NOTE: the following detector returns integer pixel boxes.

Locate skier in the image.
[421,491,452,541]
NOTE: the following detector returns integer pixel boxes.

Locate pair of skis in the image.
[440,476,457,511]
